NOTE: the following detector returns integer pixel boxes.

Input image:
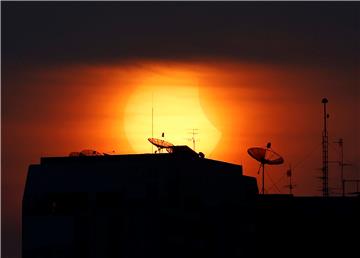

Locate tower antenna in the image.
[285,165,296,195]
[187,129,199,151]
[333,138,352,196]
[321,98,329,197]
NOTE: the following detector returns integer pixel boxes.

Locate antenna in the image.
[334,138,344,196]
[247,143,284,194]
[321,98,329,197]
[151,93,154,153]
[333,138,352,196]
[187,128,199,151]
[284,165,296,195]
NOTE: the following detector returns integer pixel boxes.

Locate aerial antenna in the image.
[321,98,329,197]
[248,142,284,194]
[333,138,352,196]
[187,128,199,151]
[284,165,296,195]
[151,93,154,153]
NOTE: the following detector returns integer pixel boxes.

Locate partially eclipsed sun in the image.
[124,71,221,156]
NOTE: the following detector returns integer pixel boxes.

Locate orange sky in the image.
[3,60,359,194]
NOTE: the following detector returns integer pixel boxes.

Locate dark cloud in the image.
[2,2,359,68]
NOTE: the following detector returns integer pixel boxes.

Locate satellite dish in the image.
[248,147,284,165]
[69,149,103,157]
[148,138,174,153]
[80,149,103,156]
[69,152,80,157]
[247,142,284,194]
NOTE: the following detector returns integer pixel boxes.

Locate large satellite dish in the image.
[247,142,284,194]
[148,138,174,153]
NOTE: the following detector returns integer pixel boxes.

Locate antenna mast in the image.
[151,93,154,153]
[286,166,294,195]
[188,128,199,151]
[333,138,352,196]
[334,138,344,196]
[321,98,329,197]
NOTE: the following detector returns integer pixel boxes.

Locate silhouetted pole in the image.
[262,164,265,195]
[187,128,199,151]
[335,139,345,196]
[322,98,329,197]
[340,139,343,195]
[152,93,154,153]
[287,166,293,195]
[262,142,272,195]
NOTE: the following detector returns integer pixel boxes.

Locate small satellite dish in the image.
[69,149,103,157]
[79,149,103,156]
[69,152,80,157]
[148,138,174,153]
[247,143,284,194]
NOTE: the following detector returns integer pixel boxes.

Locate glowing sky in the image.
[4,61,359,195]
[2,2,360,258]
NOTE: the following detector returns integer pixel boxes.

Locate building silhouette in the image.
[23,146,359,258]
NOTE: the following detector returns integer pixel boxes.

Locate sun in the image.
[123,69,221,156]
